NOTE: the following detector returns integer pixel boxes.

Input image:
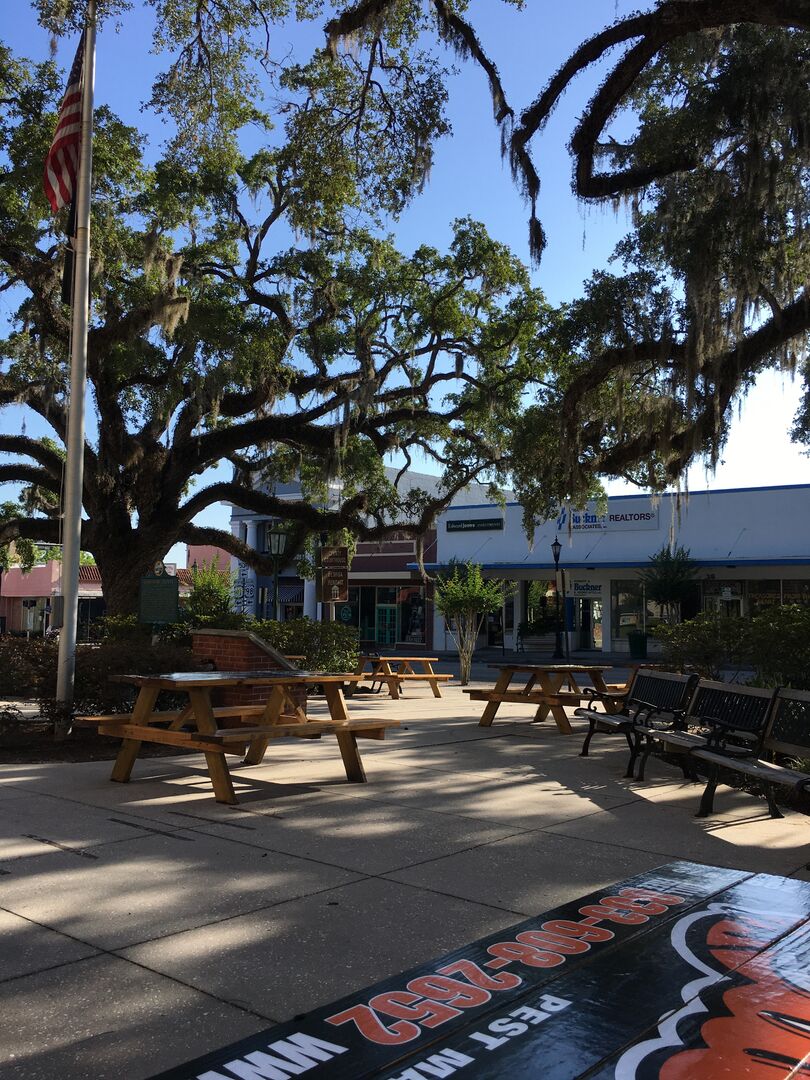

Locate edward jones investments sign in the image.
[557,504,659,532]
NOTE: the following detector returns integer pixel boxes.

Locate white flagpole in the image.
[56,1,97,709]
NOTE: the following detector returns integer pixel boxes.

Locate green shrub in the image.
[0,636,198,718]
[745,605,810,689]
[651,613,749,678]
[0,637,55,697]
[186,561,235,622]
[652,604,810,687]
[252,618,359,672]
[93,613,148,641]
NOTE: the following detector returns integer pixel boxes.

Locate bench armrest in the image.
[701,715,759,755]
[581,686,628,712]
[631,701,688,730]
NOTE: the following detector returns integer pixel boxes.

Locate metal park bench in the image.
[692,687,810,818]
[576,669,698,775]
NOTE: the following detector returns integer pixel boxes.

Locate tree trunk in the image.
[94,536,174,617]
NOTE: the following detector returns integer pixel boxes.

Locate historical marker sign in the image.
[138,568,179,625]
[317,546,349,603]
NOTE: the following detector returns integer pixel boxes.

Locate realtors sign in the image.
[556,503,659,532]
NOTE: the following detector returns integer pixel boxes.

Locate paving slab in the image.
[0,792,191,861]
[544,792,810,875]
[184,792,522,874]
[0,953,263,1080]
[299,768,639,831]
[0,828,360,950]
[0,909,99,982]
[383,830,667,915]
[120,876,517,1020]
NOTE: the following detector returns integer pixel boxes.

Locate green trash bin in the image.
[628,629,648,660]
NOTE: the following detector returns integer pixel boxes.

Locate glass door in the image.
[375,604,398,646]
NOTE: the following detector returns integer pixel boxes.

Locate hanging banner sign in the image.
[145,862,810,1080]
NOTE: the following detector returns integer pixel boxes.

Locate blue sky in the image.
[2,1,807,564]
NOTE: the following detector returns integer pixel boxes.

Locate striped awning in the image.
[278,584,304,604]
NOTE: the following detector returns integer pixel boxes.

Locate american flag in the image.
[43,33,85,214]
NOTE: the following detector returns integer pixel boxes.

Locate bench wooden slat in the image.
[692,748,810,787]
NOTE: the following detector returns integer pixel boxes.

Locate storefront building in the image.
[432,484,810,654]
[230,470,498,649]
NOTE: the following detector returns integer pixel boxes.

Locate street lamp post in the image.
[551,535,564,660]
[267,524,289,622]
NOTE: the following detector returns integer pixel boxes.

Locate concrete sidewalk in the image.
[1,685,808,1079]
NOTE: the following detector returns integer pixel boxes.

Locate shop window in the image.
[336,587,360,629]
[398,586,425,644]
[783,580,810,606]
[376,586,399,605]
[611,580,645,639]
[748,580,780,614]
[504,592,514,633]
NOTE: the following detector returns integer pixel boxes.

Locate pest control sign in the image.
[147,862,810,1080]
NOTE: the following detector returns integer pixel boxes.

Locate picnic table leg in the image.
[323,683,367,783]
[535,674,573,733]
[188,688,239,804]
[532,674,563,724]
[335,731,367,782]
[479,669,513,727]
[423,660,443,698]
[381,661,400,699]
[242,684,285,766]
[204,751,237,804]
[109,686,158,783]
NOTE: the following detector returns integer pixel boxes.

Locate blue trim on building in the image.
[410,558,810,572]
[441,483,810,516]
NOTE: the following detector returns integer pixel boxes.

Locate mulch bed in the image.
[0,710,184,764]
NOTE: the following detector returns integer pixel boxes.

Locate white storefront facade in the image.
[432,484,810,654]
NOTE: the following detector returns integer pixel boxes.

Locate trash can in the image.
[628,629,648,660]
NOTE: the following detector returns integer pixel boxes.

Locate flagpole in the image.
[56,0,96,709]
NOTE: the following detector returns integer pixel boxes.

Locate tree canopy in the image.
[4,1,810,614]
[504,3,810,513]
[0,0,545,613]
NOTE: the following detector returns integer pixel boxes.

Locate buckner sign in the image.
[557,503,659,532]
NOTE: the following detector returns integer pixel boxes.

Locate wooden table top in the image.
[113,671,362,689]
[489,663,611,674]
[359,655,439,663]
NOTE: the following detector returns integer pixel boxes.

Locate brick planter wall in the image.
[191,629,307,713]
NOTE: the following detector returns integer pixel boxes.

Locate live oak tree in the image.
[330,2,810,521]
[0,0,544,615]
[503,3,810,516]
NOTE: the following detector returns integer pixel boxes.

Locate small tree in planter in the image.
[434,562,514,685]
[638,545,699,624]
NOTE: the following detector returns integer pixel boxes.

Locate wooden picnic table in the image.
[78,670,398,805]
[464,663,617,734]
[352,655,453,699]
